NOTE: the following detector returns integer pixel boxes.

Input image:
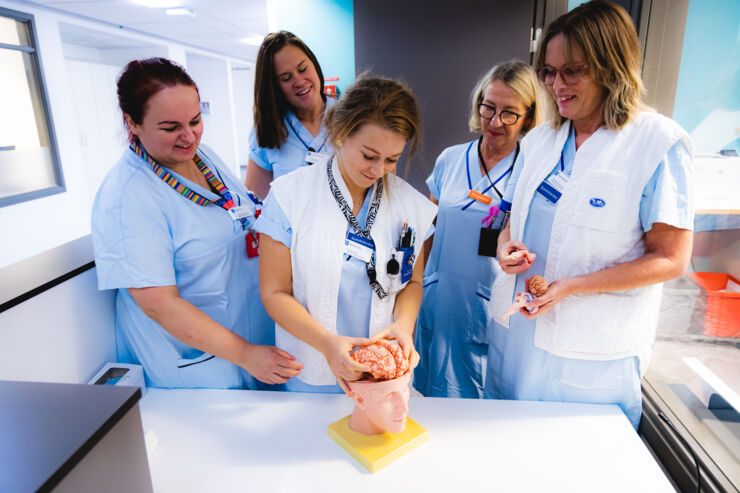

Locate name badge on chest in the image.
[305,151,330,167]
[227,205,253,222]
[344,232,375,263]
[535,169,569,205]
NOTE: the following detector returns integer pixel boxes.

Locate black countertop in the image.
[0,380,141,492]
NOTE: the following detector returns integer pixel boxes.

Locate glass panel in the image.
[0,16,30,47]
[646,0,740,489]
[0,48,57,199]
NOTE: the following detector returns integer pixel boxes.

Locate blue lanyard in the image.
[462,141,517,211]
[285,115,327,153]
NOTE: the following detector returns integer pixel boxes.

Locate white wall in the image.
[0,268,116,383]
[0,0,255,268]
[231,65,255,174]
[65,57,128,200]
[186,53,240,175]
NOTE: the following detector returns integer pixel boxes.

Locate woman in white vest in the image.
[488,1,694,429]
[414,61,544,399]
[256,75,438,393]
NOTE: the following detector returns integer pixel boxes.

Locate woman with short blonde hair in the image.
[414,60,544,399]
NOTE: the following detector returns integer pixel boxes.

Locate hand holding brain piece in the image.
[527,275,549,297]
[350,339,410,381]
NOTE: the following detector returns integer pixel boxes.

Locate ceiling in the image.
[27,0,269,61]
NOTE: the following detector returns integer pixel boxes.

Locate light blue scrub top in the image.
[414,140,516,398]
[485,123,694,429]
[92,145,274,389]
[248,99,335,180]
[255,189,374,393]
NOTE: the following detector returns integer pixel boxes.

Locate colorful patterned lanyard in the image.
[130,142,250,229]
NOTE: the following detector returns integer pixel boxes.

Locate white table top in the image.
[139,389,673,493]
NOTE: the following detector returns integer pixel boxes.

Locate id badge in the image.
[305,151,329,167]
[536,169,569,205]
[478,227,499,257]
[228,205,253,222]
[246,232,259,258]
[344,232,375,262]
[468,189,492,205]
[400,247,414,283]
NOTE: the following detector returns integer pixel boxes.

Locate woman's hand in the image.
[498,240,535,274]
[319,333,372,394]
[241,344,304,385]
[371,322,420,370]
[520,278,578,319]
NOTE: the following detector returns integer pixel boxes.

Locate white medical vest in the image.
[492,112,691,374]
[270,158,438,385]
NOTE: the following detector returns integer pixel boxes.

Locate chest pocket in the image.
[571,170,628,233]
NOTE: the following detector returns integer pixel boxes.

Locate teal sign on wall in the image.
[268,0,355,95]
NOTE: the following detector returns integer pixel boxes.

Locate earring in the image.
[336,139,342,148]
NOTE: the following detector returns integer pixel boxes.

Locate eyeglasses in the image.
[537,64,589,85]
[478,103,525,125]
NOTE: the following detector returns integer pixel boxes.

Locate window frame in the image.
[0,6,65,207]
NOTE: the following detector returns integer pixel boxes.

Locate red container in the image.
[689,272,740,337]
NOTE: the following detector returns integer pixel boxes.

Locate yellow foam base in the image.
[327,415,429,473]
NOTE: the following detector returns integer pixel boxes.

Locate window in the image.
[0,7,64,207]
[641,1,740,491]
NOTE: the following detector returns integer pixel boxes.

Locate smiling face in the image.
[274,43,323,114]
[543,33,605,129]
[336,122,406,194]
[125,84,202,169]
[479,80,530,154]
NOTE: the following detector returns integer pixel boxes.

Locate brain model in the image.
[527,275,549,297]
[351,340,409,381]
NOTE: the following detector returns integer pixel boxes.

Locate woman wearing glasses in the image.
[488,1,693,428]
[413,61,544,398]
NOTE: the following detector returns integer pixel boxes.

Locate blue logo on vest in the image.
[589,197,606,208]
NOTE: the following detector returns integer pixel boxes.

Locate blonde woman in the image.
[414,61,544,398]
[489,0,694,428]
[257,75,437,394]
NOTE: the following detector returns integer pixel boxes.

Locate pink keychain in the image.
[481,205,500,228]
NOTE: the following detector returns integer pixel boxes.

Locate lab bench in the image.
[139,388,674,492]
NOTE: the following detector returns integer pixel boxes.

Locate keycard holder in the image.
[478,227,499,257]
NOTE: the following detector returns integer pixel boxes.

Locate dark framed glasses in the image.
[478,103,525,125]
[537,64,589,85]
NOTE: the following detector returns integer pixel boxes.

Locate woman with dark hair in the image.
[489,1,694,428]
[92,57,302,389]
[256,75,437,394]
[245,31,331,199]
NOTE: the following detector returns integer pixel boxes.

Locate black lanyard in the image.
[477,138,519,198]
[327,156,387,299]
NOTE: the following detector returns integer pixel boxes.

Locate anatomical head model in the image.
[348,341,411,435]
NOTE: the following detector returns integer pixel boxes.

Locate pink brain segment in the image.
[351,341,409,381]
